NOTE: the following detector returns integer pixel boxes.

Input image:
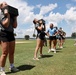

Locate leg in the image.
[40,40,44,56]
[48,40,52,53]
[8,41,19,72]
[34,38,41,59]
[49,40,52,49]
[53,39,57,49]
[59,38,63,48]
[8,41,15,65]
[0,41,9,70]
[53,39,57,53]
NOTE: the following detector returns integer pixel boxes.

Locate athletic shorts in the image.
[58,36,65,40]
[49,36,56,40]
[0,30,15,42]
[37,33,45,40]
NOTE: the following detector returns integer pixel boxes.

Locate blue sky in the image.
[0,0,76,38]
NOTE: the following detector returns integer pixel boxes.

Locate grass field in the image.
[0,39,76,75]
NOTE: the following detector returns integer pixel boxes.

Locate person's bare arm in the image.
[12,17,17,28]
[1,9,10,27]
[37,24,43,30]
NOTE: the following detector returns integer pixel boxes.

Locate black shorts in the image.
[62,37,65,40]
[0,30,15,42]
[59,36,65,40]
[49,36,56,40]
[37,33,45,40]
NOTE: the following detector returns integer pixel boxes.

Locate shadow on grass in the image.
[6,64,35,74]
[56,50,62,53]
[17,64,35,71]
[41,55,53,58]
[56,46,66,50]
[6,70,19,74]
[50,50,62,53]
[56,48,62,50]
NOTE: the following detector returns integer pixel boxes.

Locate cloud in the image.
[64,7,76,33]
[39,3,57,15]
[47,12,63,23]
[14,27,35,38]
[1,0,76,37]
[64,7,76,24]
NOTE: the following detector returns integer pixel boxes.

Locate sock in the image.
[0,67,5,71]
[10,63,14,68]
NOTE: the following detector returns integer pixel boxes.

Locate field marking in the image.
[16,41,32,44]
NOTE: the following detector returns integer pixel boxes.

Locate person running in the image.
[47,23,57,53]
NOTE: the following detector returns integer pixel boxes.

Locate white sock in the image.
[0,67,5,71]
[10,63,14,68]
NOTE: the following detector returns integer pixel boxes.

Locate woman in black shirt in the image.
[33,18,46,60]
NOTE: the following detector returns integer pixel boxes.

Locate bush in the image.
[71,32,76,38]
[24,35,30,40]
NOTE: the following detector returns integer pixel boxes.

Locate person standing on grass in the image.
[62,31,66,46]
[0,2,19,75]
[47,23,57,53]
[57,27,65,48]
[33,18,46,60]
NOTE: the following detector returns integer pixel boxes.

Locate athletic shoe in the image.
[60,46,63,48]
[9,66,19,72]
[39,54,43,58]
[54,50,56,53]
[33,58,39,60]
[74,43,76,46]
[0,71,6,75]
[48,49,51,53]
[51,49,56,53]
[51,48,55,51]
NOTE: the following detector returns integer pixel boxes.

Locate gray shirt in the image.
[0,9,14,32]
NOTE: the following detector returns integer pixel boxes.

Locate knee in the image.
[2,51,8,57]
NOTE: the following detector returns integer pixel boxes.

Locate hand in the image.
[53,35,55,36]
[4,9,9,15]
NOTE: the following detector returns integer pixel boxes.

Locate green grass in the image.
[0,39,76,75]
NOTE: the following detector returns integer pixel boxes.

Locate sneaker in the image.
[60,46,63,48]
[9,66,19,72]
[74,43,76,46]
[39,54,43,58]
[48,49,51,53]
[0,71,6,75]
[33,58,39,60]
[54,50,56,53]
[51,48,55,51]
[53,49,56,53]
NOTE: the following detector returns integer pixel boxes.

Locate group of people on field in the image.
[33,18,66,60]
[0,1,66,75]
